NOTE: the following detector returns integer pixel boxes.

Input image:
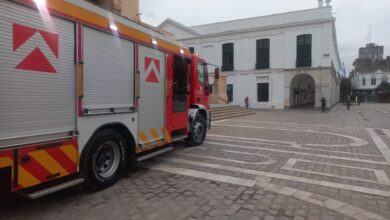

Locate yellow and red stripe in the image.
[17,139,78,189]
[136,127,172,153]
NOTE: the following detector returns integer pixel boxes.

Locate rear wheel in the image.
[186,114,207,146]
[81,129,127,191]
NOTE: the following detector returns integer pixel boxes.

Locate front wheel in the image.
[81,129,127,191]
[186,114,207,146]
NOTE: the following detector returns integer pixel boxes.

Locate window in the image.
[197,62,205,84]
[189,47,195,54]
[257,83,269,102]
[362,77,366,86]
[222,43,234,71]
[371,77,376,86]
[382,75,388,83]
[296,34,312,68]
[256,39,270,69]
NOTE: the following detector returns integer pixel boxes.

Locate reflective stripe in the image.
[60,144,78,164]
[163,128,171,144]
[0,157,13,168]
[150,129,160,140]
[29,150,68,176]
[18,166,40,188]
[138,132,149,143]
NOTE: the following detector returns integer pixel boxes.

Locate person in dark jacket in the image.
[244,96,249,109]
[346,96,351,110]
[320,97,326,112]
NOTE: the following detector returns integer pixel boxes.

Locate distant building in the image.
[87,0,140,21]
[359,43,384,61]
[351,43,390,102]
[159,1,341,109]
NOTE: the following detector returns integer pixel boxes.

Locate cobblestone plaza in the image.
[2,104,390,220]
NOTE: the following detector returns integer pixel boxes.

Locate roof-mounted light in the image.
[180,49,184,54]
[33,0,46,6]
[109,23,118,31]
[152,39,158,45]
[34,0,49,17]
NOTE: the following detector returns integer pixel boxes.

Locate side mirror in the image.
[214,68,220,80]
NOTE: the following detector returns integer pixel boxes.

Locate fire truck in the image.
[0,0,214,198]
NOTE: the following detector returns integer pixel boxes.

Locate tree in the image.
[376,81,390,103]
[376,81,390,93]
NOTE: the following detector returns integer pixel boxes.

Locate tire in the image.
[185,113,207,146]
[81,129,127,191]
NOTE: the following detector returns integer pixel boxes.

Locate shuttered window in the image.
[296,34,312,68]
[222,43,234,71]
[371,77,376,86]
[257,83,269,102]
[256,39,270,69]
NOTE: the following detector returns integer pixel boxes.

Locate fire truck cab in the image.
[0,0,214,198]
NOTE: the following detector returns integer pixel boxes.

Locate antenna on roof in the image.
[367,26,372,44]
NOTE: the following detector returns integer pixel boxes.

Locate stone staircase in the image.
[210,105,255,121]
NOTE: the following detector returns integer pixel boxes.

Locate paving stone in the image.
[2,106,390,220]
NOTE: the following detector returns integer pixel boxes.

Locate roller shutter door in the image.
[138,45,166,145]
[0,1,76,147]
[83,27,135,112]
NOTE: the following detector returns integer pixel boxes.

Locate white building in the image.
[352,71,390,99]
[159,1,341,109]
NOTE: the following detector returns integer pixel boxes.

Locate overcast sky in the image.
[140,0,390,73]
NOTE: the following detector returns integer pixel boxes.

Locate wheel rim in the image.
[193,121,205,143]
[95,141,121,179]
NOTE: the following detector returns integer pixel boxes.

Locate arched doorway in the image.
[290,74,316,108]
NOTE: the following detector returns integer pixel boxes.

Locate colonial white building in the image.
[352,71,390,100]
[159,1,341,109]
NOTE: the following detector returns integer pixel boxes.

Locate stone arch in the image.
[290,73,316,108]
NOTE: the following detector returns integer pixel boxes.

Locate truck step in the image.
[171,135,188,143]
[25,178,84,199]
[137,146,173,162]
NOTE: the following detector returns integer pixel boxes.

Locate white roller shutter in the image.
[0,1,76,147]
[83,27,135,112]
[138,45,166,145]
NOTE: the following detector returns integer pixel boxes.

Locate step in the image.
[26,178,84,199]
[171,135,188,143]
[213,113,254,121]
[213,112,255,121]
[210,106,242,112]
[213,110,254,117]
[213,111,253,118]
[137,146,173,162]
[211,108,252,115]
[210,105,241,109]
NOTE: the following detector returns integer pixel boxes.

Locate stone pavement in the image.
[1,103,390,220]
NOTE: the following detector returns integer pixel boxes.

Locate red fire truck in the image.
[0,0,214,198]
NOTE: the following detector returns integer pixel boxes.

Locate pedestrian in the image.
[320,97,326,113]
[244,96,249,109]
[346,96,351,110]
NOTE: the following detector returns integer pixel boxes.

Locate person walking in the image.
[244,96,249,109]
[346,96,351,110]
[320,97,326,113]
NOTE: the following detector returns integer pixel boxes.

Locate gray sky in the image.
[140,0,390,73]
